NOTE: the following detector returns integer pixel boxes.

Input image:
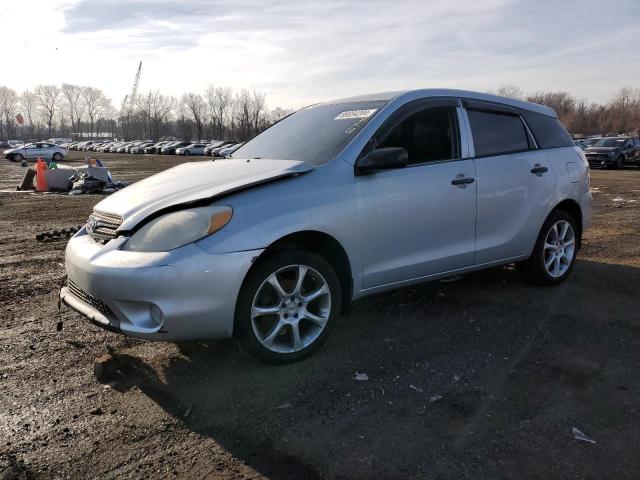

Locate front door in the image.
[355,100,477,288]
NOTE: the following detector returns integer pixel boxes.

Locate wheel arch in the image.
[550,198,583,248]
[238,230,353,322]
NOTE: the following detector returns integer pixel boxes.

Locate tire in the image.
[519,210,578,286]
[616,156,624,170]
[184,150,190,156]
[53,153,63,162]
[234,248,341,364]
[13,153,24,162]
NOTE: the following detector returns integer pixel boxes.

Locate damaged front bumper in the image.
[60,228,262,340]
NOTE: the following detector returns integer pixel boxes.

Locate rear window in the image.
[519,109,574,149]
[467,110,530,157]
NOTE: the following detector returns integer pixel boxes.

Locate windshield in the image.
[594,138,626,147]
[231,100,388,165]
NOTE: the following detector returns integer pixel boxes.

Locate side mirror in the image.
[355,147,408,176]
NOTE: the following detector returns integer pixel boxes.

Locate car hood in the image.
[585,147,619,153]
[95,158,314,230]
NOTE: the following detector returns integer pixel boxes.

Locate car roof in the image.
[324,88,558,118]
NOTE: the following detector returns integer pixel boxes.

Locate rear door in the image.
[463,100,556,264]
[356,98,477,287]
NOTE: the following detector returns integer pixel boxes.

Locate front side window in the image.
[376,106,459,164]
[231,100,388,165]
[467,110,530,157]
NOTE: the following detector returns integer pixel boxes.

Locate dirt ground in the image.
[1,152,639,479]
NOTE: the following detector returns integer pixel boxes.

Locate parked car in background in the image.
[116,142,135,153]
[216,143,243,158]
[107,142,124,153]
[144,141,169,154]
[4,142,69,162]
[583,137,602,147]
[574,140,588,150]
[49,137,73,145]
[211,142,240,157]
[96,142,116,153]
[584,137,640,169]
[88,142,106,152]
[131,142,155,154]
[60,88,592,363]
[81,141,101,151]
[161,141,190,155]
[204,140,234,156]
[176,143,208,156]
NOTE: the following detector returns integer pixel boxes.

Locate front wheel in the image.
[12,153,24,162]
[234,249,341,363]
[53,153,63,162]
[184,150,190,156]
[519,210,578,286]
[616,156,624,169]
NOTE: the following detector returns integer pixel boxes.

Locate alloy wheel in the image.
[543,220,575,278]
[251,264,331,353]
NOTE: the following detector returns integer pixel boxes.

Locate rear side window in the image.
[467,110,529,157]
[519,109,574,149]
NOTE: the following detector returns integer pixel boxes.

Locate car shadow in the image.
[98,258,640,479]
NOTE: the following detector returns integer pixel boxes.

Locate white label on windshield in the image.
[335,109,377,120]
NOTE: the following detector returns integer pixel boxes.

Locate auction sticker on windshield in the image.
[335,109,377,120]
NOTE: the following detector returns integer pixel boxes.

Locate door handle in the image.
[451,177,475,185]
[531,165,548,174]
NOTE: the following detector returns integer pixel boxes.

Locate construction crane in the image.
[121,61,142,115]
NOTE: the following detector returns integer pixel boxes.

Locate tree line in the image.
[0,84,293,142]
[0,83,638,142]
[492,85,640,136]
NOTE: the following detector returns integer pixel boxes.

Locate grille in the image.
[68,280,114,317]
[86,211,122,242]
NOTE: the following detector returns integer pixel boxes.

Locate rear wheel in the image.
[53,152,63,162]
[235,249,341,364]
[519,210,577,286]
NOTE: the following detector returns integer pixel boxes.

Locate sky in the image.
[2,0,639,110]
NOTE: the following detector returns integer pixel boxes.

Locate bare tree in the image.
[62,84,85,140]
[82,86,111,138]
[182,92,207,139]
[250,90,266,137]
[20,90,38,138]
[0,86,18,139]
[34,85,61,137]
[233,89,253,140]
[137,90,175,139]
[205,86,232,139]
[492,85,525,100]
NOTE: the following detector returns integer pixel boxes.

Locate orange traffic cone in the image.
[35,157,49,192]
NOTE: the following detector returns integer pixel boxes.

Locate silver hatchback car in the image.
[61,89,592,363]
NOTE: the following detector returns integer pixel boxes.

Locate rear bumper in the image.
[580,190,593,231]
[61,229,262,340]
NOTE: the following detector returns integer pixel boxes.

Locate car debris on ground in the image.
[17,157,129,195]
[572,427,596,444]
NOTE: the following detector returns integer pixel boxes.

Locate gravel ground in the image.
[1,153,639,479]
